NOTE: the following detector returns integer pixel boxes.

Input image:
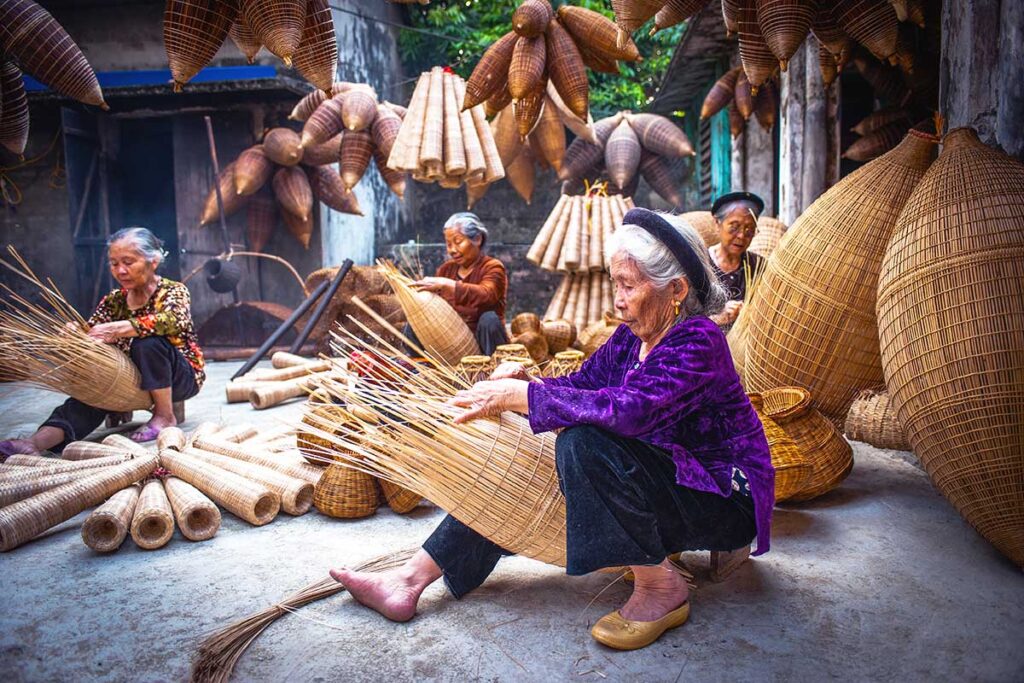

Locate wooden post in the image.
[802,34,828,211]
[778,41,807,225]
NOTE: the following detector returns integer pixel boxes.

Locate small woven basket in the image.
[456,355,496,385]
[545,349,585,378]
[379,479,422,514]
[844,388,909,450]
[492,343,530,364]
[298,403,357,466]
[761,386,853,501]
[313,464,379,519]
[541,318,576,353]
[748,393,813,503]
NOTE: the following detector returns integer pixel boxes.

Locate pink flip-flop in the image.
[129,424,162,443]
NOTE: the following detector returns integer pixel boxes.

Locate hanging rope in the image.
[0,129,63,208]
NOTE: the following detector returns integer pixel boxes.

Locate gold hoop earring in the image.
[673,300,681,317]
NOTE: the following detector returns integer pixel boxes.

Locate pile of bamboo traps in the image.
[558,112,694,208]
[0,0,106,157]
[463,2,642,136]
[165,0,337,92]
[700,67,779,139]
[200,91,393,250]
[527,192,633,273]
[224,351,339,410]
[475,82,594,207]
[386,67,504,194]
[0,248,151,412]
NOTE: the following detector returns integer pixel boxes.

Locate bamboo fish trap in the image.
[81,484,140,553]
[130,478,175,550]
[182,446,313,516]
[0,249,152,412]
[742,131,937,424]
[377,262,480,365]
[191,435,324,486]
[164,476,221,541]
[877,127,1024,568]
[1,59,29,157]
[159,449,280,526]
[62,441,136,462]
[843,388,909,451]
[0,471,88,508]
[0,454,158,552]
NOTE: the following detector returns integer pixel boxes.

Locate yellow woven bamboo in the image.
[271,351,314,368]
[557,6,642,63]
[420,66,445,174]
[242,0,305,65]
[61,442,131,462]
[159,449,280,526]
[225,380,270,403]
[313,464,379,518]
[542,274,572,320]
[0,455,157,551]
[844,388,909,450]
[492,343,530,365]
[737,0,777,91]
[157,427,187,452]
[533,97,566,173]
[192,435,323,486]
[215,424,259,443]
[464,31,517,110]
[756,0,816,70]
[541,318,575,353]
[102,434,154,457]
[130,479,175,550]
[378,263,479,365]
[388,72,430,172]
[748,394,812,502]
[546,19,589,119]
[161,476,220,542]
[273,166,314,220]
[512,331,549,364]
[81,484,140,553]
[743,131,937,423]
[0,454,131,479]
[560,194,584,270]
[0,471,86,508]
[545,349,585,378]
[456,355,496,385]
[0,61,29,156]
[748,215,788,257]
[245,360,330,382]
[163,0,237,91]
[297,403,354,466]
[292,0,336,92]
[183,447,313,516]
[379,479,421,514]
[761,387,853,501]
[877,127,1024,568]
[443,71,468,176]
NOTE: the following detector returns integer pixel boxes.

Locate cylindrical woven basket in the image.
[492,343,530,364]
[743,131,937,424]
[62,441,132,462]
[760,387,853,501]
[164,476,221,541]
[101,434,153,457]
[159,449,280,526]
[182,447,313,516]
[81,484,140,553]
[297,403,355,466]
[313,464,379,519]
[456,355,496,386]
[877,127,1024,568]
[0,455,132,483]
[191,435,324,486]
[215,424,260,444]
[0,471,88,508]
[157,427,187,452]
[844,388,909,451]
[378,478,421,514]
[748,393,813,503]
[545,349,585,378]
[131,479,175,550]
[541,319,576,354]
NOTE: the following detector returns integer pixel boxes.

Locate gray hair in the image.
[713,199,761,222]
[605,213,727,319]
[443,212,488,247]
[108,227,168,266]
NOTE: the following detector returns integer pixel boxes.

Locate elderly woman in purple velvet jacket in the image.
[332,208,774,651]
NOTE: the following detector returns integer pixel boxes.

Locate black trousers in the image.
[404,310,509,358]
[422,425,757,599]
[41,336,198,451]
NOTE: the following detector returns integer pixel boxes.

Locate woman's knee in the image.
[555,425,612,476]
[477,310,502,331]
[130,335,171,356]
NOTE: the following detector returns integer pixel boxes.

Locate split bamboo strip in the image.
[561,196,584,271]
[192,436,324,486]
[164,476,221,541]
[130,479,175,550]
[0,471,86,507]
[183,447,313,516]
[528,195,570,265]
[157,427,186,452]
[442,71,467,176]
[0,455,157,552]
[159,449,280,526]
[59,441,130,462]
[102,434,153,457]
[81,484,140,553]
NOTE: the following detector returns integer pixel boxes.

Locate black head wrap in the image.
[621,208,712,305]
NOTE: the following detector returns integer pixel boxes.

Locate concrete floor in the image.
[1,360,1022,682]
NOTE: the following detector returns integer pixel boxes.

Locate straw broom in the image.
[82,483,140,553]
[0,248,151,412]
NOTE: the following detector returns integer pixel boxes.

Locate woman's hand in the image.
[712,300,743,325]
[411,277,456,297]
[449,378,529,424]
[490,361,529,381]
[87,320,134,344]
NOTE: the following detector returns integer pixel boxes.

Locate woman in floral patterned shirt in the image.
[0,227,204,453]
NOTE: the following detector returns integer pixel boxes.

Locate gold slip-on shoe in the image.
[590,601,691,650]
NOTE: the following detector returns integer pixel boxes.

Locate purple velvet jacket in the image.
[527,316,774,555]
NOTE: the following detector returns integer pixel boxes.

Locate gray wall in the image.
[941,0,1024,159]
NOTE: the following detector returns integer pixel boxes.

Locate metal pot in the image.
[203,257,242,293]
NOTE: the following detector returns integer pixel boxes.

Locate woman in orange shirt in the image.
[408,212,510,355]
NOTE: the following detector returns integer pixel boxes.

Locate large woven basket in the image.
[748,393,812,503]
[760,386,853,501]
[844,388,909,451]
[877,127,1024,568]
[743,131,937,424]
[313,464,379,519]
[679,210,720,247]
[748,215,788,258]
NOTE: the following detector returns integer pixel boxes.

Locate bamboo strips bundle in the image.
[164,476,221,541]
[183,446,313,515]
[0,454,157,552]
[130,479,175,550]
[192,435,324,486]
[102,434,154,457]
[157,427,187,452]
[81,484,140,553]
[159,449,280,526]
[0,471,87,508]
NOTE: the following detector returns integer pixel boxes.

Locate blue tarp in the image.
[22,65,279,91]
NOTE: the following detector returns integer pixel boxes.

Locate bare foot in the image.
[330,568,425,622]
[131,414,177,443]
[620,561,690,622]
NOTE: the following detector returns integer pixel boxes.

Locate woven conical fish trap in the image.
[305,327,567,566]
[743,131,937,423]
[844,388,908,451]
[877,127,1024,568]
[377,262,480,365]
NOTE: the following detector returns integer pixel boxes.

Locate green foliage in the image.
[396,0,685,118]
